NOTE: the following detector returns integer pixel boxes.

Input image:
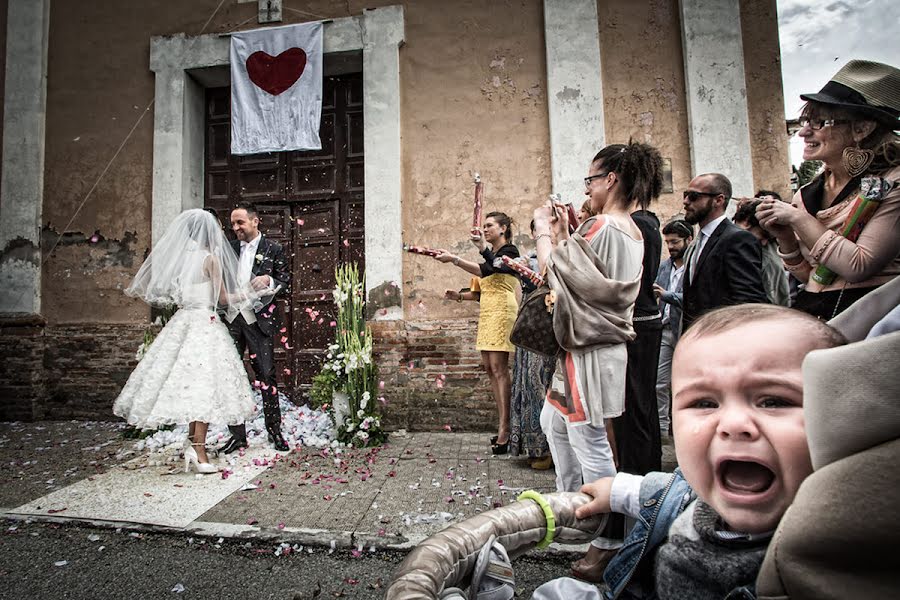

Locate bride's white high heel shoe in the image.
[184,443,218,474]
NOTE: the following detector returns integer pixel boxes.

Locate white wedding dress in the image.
[113,279,256,429]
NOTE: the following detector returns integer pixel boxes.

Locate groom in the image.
[219,202,292,453]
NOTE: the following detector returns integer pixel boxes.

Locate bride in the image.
[114,208,260,473]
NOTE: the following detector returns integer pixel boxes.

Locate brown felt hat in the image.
[801,60,900,124]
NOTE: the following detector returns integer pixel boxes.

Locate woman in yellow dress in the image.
[435,212,520,454]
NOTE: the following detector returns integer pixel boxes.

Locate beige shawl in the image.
[547,232,640,352]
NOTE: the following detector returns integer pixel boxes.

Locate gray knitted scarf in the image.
[655,501,771,600]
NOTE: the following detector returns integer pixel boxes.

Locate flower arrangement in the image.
[310,264,386,447]
[135,304,178,361]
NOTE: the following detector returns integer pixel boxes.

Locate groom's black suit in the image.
[226,235,291,441]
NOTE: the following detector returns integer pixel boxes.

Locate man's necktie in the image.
[689,232,704,284]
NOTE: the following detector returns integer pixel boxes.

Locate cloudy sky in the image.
[777,0,900,164]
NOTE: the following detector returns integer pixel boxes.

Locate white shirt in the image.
[239,233,262,284]
[662,262,685,324]
[695,214,727,260]
[689,214,727,282]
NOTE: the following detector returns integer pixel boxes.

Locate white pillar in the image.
[543,0,605,204]
[0,0,51,315]
[679,0,754,199]
[361,6,404,320]
[149,68,189,245]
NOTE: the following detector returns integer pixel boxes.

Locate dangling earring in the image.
[842,144,874,177]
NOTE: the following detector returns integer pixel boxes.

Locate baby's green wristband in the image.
[517,490,556,549]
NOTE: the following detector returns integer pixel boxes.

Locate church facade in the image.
[0,0,790,428]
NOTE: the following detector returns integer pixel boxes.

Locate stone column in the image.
[543,0,605,204]
[0,0,51,315]
[361,6,404,320]
[149,68,189,245]
[679,0,754,198]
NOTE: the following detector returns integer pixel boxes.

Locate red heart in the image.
[245,47,307,96]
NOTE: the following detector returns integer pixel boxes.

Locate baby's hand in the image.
[575,477,615,519]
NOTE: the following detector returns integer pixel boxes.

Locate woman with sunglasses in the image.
[533,141,664,581]
[756,60,900,319]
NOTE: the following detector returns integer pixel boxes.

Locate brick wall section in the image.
[372,318,497,432]
[0,319,498,430]
[42,324,145,420]
[0,321,45,421]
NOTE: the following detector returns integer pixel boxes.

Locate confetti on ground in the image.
[128,393,335,455]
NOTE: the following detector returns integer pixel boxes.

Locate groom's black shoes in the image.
[266,427,289,452]
[219,436,248,455]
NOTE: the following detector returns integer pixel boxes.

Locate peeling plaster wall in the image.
[740,0,791,200]
[41,0,198,324]
[0,0,7,170]
[598,0,691,225]
[400,0,551,321]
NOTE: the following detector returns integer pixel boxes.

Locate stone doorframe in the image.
[148,5,405,320]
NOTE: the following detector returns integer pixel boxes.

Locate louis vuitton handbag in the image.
[510,285,561,357]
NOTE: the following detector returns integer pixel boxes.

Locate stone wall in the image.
[0,317,45,421]
[42,324,146,420]
[0,317,498,430]
[0,321,145,421]
[373,318,495,432]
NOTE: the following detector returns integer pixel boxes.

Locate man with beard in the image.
[652,219,693,437]
[680,173,767,332]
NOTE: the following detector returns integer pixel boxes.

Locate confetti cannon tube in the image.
[386,491,607,600]
[473,173,484,229]
[811,177,892,286]
[500,255,545,287]
[403,244,442,257]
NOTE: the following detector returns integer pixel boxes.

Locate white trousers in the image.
[540,402,620,549]
[532,576,602,600]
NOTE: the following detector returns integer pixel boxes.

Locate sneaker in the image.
[468,534,514,600]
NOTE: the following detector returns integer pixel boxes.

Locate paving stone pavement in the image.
[1,423,677,553]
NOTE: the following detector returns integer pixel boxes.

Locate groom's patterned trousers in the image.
[226,314,281,437]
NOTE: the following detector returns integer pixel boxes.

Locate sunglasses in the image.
[798,117,850,131]
[682,190,720,202]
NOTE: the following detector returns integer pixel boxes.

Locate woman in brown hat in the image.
[756,59,900,319]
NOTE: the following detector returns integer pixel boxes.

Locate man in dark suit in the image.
[219,203,292,453]
[681,173,767,332]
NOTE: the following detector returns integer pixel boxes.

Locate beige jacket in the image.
[757,276,900,599]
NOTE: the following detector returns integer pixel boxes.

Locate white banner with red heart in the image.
[230,22,323,155]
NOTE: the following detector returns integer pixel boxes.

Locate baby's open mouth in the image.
[719,460,775,494]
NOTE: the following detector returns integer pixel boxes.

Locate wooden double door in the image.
[204,73,365,398]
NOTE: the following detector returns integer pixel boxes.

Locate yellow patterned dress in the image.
[473,273,519,352]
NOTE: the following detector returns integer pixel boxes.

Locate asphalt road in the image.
[0,519,576,599]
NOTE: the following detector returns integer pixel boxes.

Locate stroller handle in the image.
[386,491,607,599]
